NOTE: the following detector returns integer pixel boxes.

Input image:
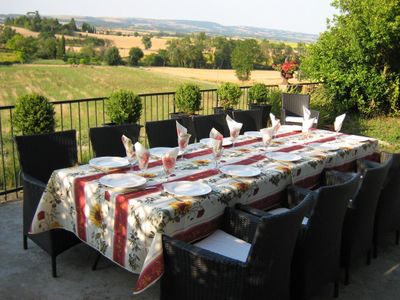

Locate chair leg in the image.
[92,252,102,271]
[396,230,400,245]
[367,250,372,265]
[373,241,378,259]
[23,234,27,250]
[51,255,57,278]
[334,280,339,298]
[344,266,350,286]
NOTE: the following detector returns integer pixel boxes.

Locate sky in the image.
[1,0,337,34]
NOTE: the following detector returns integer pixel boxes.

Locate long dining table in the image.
[30,128,378,294]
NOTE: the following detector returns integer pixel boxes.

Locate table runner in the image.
[29,129,378,294]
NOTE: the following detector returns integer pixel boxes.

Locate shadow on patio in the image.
[1,200,400,300]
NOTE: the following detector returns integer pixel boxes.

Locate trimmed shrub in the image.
[248,83,270,104]
[14,94,55,135]
[106,89,142,124]
[217,82,242,109]
[175,84,202,115]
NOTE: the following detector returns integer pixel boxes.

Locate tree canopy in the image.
[301,0,400,116]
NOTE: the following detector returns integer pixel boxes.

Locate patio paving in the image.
[1,200,400,300]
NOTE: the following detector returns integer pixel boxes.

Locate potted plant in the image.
[248,83,272,127]
[14,93,56,135]
[105,89,143,134]
[215,82,242,115]
[273,58,299,85]
[170,83,201,143]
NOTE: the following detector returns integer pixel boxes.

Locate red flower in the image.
[37,211,45,221]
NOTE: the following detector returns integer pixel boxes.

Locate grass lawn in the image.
[0,64,217,105]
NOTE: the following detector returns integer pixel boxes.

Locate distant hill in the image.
[0,14,318,43]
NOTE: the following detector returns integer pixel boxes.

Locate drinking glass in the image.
[230,128,240,148]
[126,150,136,167]
[162,155,177,182]
[262,134,273,150]
[137,150,150,172]
[211,139,223,169]
[178,134,191,160]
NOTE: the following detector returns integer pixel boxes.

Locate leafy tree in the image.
[142,53,165,66]
[36,37,57,59]
[128,47,144,66]
[81,22,96,33]
[133,32,139,37]
[217,83,243,109]
[212,36,234,69]
[56,35,66,59]
[0,26,16,44]
[301,0,400,116]
[141,35,152,50]
[175,83,202,115]
[6,35,38,61]
[104,47,122,65]
[231,39,261,81]
[67,18,78,31]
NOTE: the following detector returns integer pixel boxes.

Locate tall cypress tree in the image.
[56,34,66,60]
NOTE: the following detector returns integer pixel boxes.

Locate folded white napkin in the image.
[121,135,135,160]
[302,117,316,133]
[272,120,281,135]
[334,113,346,132]
[209,128,224,150]
[163,147,179,160]
[176,121,187,136]
[209,128,223,140]
[260,127,274,145]
[226,115,243,138]
[176,121,191,149]
[134,142,150,167]
[269,113,280,127]
[303,106,311,120]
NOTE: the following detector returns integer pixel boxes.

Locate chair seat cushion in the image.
[285,116,318,124]
[194,229,251,262]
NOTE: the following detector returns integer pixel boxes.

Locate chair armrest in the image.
[286,185,312,208]
[221,207,260,244]
[324,170,357,186]
[235,203,270,218]
[22,173,47,234]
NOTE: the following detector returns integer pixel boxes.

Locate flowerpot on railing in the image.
[248,103,272,128]
[170,112,196,143]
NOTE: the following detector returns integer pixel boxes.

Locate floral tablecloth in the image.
[30,129,378,294]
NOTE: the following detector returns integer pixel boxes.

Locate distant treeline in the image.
[4,11,96,35]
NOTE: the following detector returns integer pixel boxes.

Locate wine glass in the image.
[211,139,223,169]
[178,134,191,160]
[262,133,273,150]
[162,154,177,182]
[126,150,136,167]
[230,128,240,148]
[137,150,150,173]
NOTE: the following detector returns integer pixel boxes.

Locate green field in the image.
[0,64,217,105]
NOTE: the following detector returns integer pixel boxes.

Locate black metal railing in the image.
[0,82,321,200]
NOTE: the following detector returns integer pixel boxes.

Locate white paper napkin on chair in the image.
[334,113,346,132]
[226,115,243,138]
[302,117,316,133]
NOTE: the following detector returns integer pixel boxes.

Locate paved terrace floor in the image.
[1,200,400,300]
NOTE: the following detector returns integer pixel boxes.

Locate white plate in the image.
[267,152,302,162]
[99,173,147,190]
[279,125,302,132]
[220,165,261,177]
[308,143,340,151]
[163,181,212,197]
[346,135,371,142]
[244,131,262,138]
[149,147,173,157]
[89,156,130,170]
[199,137,233,147]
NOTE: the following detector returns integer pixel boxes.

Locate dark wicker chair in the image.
[232,109,263,134]
[280,93,319,125]
[161,196,313,300]
[15,130,81,277]
[89,124,141,157]
[192,114,229,140]
[373,152,400,257]
[341,158,392,284]
[145,119,182,148]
